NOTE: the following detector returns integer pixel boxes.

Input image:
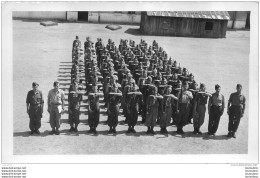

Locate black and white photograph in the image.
[1,1,259,177]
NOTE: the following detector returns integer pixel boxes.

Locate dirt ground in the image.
[13,19,249,155]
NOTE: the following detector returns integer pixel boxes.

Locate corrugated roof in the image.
[146,11,230,20]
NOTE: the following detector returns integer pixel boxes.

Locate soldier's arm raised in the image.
[170,94,178,100]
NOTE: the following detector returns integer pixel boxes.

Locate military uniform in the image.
[160,94,177,133]
[26,85,44,134]
[227,91,245,138]
[126,92,143,133]
[208,92,225,136]
[68,90,82,132]
[107,90,122,134]
[176,89,193,134]
[47,86,65,135]
[88,90,101,134]
[145,86,159,134]
[193,92,209,134]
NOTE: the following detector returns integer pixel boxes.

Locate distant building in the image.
[13,11,250,30]
[13,11,141,25]
[13,11,67,20]
[87,11,141,25]
[140,11,230,38]
[227,11,250,29]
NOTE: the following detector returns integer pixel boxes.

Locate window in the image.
[128,11,136,14]
[205,22,213,30]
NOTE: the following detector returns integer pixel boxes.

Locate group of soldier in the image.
[25,35,246,139]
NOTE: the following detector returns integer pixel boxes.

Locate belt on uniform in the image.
[212,105,222,108]
[198,103,206,106]
[31,103,41,105]
[231,105,241,107]
[51,103,62,105]
[180,103,189,105]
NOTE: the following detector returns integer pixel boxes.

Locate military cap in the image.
[200,83,206,88]
[236,84,242,88]
[32,82,39,87]
[183,81,189,86]
[215,84,221,90]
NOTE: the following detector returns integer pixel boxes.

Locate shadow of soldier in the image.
[203,134,230,140]
[13,130,52,138]
[178,131,206,138]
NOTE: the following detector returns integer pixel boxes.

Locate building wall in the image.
[67,11,78,21]
[233,11,248,29]
[227,11,249,29]
[140,15,228,38]
[13,11,67,20]
[88,12,141,24]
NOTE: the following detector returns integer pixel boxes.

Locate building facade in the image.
[140,11,230,38]
[13,11,250,30]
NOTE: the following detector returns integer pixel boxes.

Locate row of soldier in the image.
[71,36,209,135]
[64,36,246,138]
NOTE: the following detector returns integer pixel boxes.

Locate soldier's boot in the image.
[108,127,113,134]
[164,127,168,134]
[232,132,236,138]
[55,128,60,135]
[30,130,34,135]
[131,126,136,133]
[126,126,131,134]
[35,129,40,134]
[180,127,184,134]
[93,128,98,135]
[160,127,165,134]
[176,127,181,134]
[150,126,155,135]
[69,126,74,132]
[74,124,78,132]
[112,127,117,134]
[227,131,232,138]
[146,127,151,134]
[88,128,93,133]
[49,128,56,135]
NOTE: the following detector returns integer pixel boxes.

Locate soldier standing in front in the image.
[47,81,65,135]
[26,82,44,135]
[68,90,82,132]
[88,85,101,134]
[193,83,211,134]
[176,81,193,134]
[227,84,246,138]
[208,84,225,136]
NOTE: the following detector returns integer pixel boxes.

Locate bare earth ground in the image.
[13,20,249,155]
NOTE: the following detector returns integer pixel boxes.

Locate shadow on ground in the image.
[124,28,142,36]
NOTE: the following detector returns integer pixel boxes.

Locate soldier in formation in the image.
[26,36,244,138]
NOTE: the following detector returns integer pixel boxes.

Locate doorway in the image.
[78,11,89,21]
[245,11,250,29]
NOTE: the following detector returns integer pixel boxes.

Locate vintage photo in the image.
[2,2,258,165]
